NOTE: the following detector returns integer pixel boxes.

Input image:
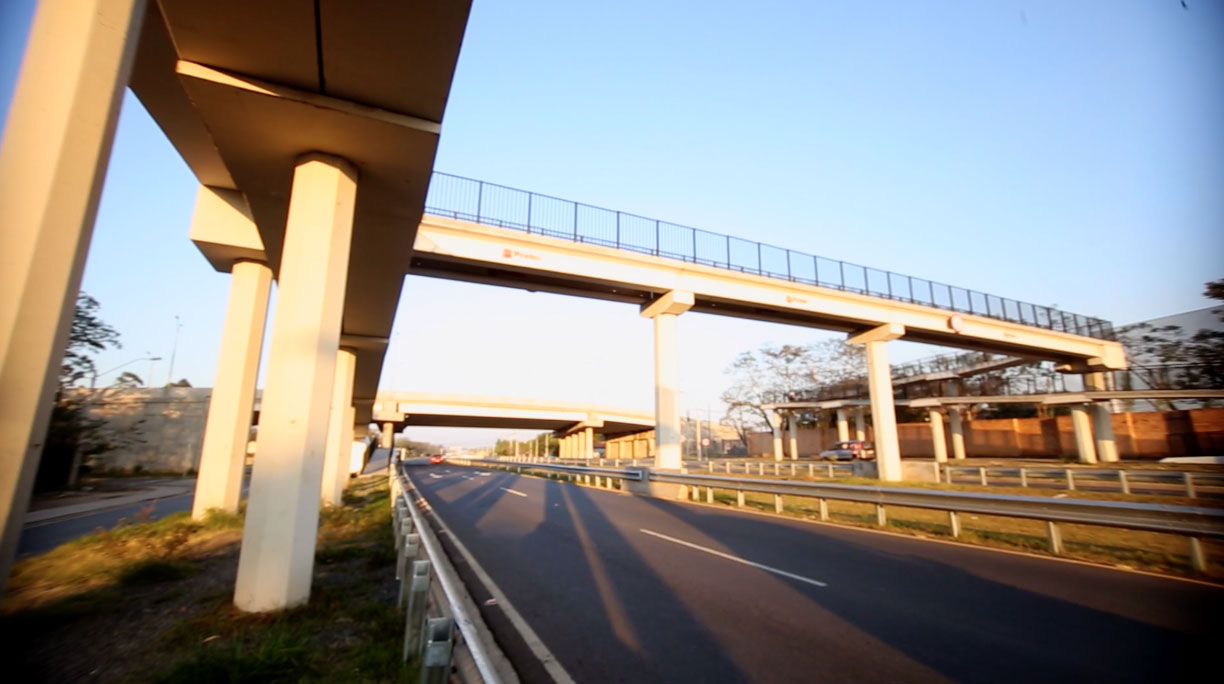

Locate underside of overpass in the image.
[372,393,654,438]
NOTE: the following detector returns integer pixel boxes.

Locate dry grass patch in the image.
[2,476,411,683]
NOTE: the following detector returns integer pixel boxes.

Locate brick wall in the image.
[746,408,1224,460]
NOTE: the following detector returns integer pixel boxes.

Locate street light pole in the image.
[165,315,181,386]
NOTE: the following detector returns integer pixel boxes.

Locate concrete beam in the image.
[640,290,695,319]
[174,60,442,135]
[847,323,906,345]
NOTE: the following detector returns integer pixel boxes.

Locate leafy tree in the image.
[35,292,124,490]
[1117,277,1223,398]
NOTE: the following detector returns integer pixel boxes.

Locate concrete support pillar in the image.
[770,412,784,462]
[1084,373,1119,463]
[1090,404,1118,463]
[1069,405,1098,465]
[193,258,272,519]
[561,435,571,459]
[849,324,905,482]
[234,154,358,612]
[321,348,357,506]
[381,423,394,449]
[787,415,799,460]
[948,408,967,460]
[584,426,594,460]
[835,409,850,443]
[0,0,146,592]
[928,409,948,463]
[853,407,867,442]
[642,291,693,470]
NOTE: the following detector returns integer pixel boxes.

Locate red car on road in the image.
[429,454,445,465]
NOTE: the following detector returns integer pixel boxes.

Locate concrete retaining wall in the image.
[74,387,216,473]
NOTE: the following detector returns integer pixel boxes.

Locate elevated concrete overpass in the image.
[371,393,652,461]
[1,0,1130,615]
[2,0,471,610]
[372,393,653,436]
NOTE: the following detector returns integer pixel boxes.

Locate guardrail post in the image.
[1119,470,1130,495]
[1019,468,1028,488]
[876,504,887,527]
[706,486,714,503]
[808,463,814,477]
[1188,537,1206,573]
[419,617,456,684]
[1046,521,1064,555]
[737,490,745,508]
[818,498,829,521]
[789,463,796,477]
[978,467,988,487]
[759,463,765,476]
[827,463,834,478]
[774,494,784,514]
[403,560,432,659]
[397,533,421,606]
[1066,469,1076,491]
[773,463,780,476]
[948,511,961,538]
[1184,472,1197,498]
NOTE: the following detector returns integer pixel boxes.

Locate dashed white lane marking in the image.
[429,473,443,479]
[499,487,528,498]
[638,528,828,588]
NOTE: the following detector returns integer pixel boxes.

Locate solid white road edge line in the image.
[499,487,528,498]
[420,479,576,684]
[639,528,828,588]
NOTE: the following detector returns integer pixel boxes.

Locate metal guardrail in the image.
[942,464,1224,497]
[390,455,504,684]
[424,171,1115,340]
[465,458,1223,571]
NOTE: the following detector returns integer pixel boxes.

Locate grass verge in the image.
[2,476,412,683]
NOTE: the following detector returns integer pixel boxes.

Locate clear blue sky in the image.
[3,0,1221,447]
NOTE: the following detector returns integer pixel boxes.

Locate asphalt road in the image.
[18,492,194,556]
[412,466,1222,684]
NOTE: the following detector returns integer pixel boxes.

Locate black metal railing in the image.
[423,172,1116,340]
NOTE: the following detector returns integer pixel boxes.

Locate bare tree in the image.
[719,340,865,445]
